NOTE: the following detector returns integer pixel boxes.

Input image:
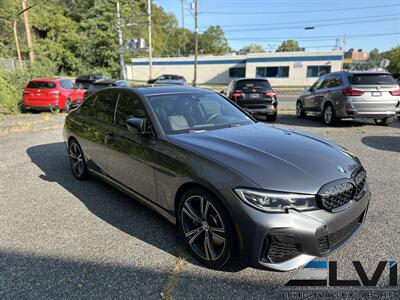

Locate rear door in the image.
[323,73,344,112]
[348,73,399,113]
[76,90,118,172]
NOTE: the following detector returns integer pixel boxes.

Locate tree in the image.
[369,48,382,61]
[199,25,230,55]
[386,45,400,76]
[240,43,265,54]
[276,40,301,52]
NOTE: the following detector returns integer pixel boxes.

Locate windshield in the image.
[147,92,254,134]
[350,73,397,85]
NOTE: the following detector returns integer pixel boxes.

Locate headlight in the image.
[234,188,318,213]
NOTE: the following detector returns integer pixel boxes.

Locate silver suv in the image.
[297,71,400,126]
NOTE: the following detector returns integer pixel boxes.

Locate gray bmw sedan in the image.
[63,86,370,271]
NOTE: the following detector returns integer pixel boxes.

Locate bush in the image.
[0,59,57,114]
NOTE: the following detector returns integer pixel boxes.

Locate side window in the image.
[310,77,323,90]
[92,91,118,123]
[329,74,343,88]
[115,92,147,127]
[60,80,76,90]
[80,95,96,116]
[319,76,332,89]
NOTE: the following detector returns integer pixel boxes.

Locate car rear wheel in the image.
[266,112,277,122]
[374,117,393,126]
[323,103,338,126]
[296,101,306,118]
[177,188,237,270]
[68,139,88,180]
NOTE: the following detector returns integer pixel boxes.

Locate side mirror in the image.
[127,118,145,135]
[220,90,225,95]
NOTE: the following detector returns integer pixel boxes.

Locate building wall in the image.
[127,51,343,87]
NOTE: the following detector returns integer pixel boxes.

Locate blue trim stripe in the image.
[304,260,328,269]
[389,260,397,267]
[129,59,246,66]
[129,55,342,66]
[247,55,342,63]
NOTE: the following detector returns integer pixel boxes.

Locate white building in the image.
[127,51,343,87]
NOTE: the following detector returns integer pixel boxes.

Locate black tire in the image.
[323,103,339,126]
[296,100,306,118]
[266,112,277,122]
[177,188,237,270]
[374,117,393,126]
[397,115,400,121]
[68,139,89,180]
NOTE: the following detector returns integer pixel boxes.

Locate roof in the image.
[347,70,391,75]
[29,77,70,82]
[132,86,211,95]
[93,79,118,84]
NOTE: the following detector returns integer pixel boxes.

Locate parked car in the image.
[23,78,84,112]
[147,74,186,84]
[75,74,108,89]
[297,71,400,126]
[85,79,133,98]
[153,79,187,86]
[64,86,369,271]
[224,78,278,121]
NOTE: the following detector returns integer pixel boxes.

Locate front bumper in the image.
[229,184,370,271]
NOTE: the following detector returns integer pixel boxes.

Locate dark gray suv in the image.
[64,86,370,271]
[297,71,400,126]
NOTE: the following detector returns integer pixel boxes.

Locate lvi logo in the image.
[285,260,398,287]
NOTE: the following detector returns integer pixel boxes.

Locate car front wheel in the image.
[177,188,236,269]
[296,100,306,118]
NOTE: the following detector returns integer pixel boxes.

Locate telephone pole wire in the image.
[148,0,153,80]
[193,0,198,87]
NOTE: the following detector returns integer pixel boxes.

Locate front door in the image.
[103,91,158,202]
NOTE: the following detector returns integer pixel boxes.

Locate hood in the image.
[169,123,360,194]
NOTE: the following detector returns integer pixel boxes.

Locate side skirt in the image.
[89,169,176,225]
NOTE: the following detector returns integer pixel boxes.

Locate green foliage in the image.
[386,45,400,76]
[199,26,230,55]
[368,48,382,62]
[240,43,265,54]
[276,40,301,52]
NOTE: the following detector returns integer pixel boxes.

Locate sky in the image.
[153,0,400,53]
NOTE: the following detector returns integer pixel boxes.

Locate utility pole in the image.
[148,0,153,80]
[12,21,23,70]
[180,0,185,28]
[21,0,34,64]
[116,1,126,79]
[193,0,198,87]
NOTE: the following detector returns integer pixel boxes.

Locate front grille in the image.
[262,234,301,264]
[317,213,363,253]
[354,169,366,197]
[318,182,355,211]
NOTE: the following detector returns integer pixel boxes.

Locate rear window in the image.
[26,81,56,89]
[350,74,397,85]
[236,80,272,91]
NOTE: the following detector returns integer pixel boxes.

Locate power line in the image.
[200,13,400,29]
[217,17,399,33]
[226,32,400,42]
[200,3,400,15]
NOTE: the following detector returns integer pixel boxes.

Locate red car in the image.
[23,78,85,112]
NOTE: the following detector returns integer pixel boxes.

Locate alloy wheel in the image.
[324,105,333,124]
[296,102,302,117]
[181,195,226,261]
[69,141,84,177]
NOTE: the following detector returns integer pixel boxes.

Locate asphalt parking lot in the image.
[0,111,399,299]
